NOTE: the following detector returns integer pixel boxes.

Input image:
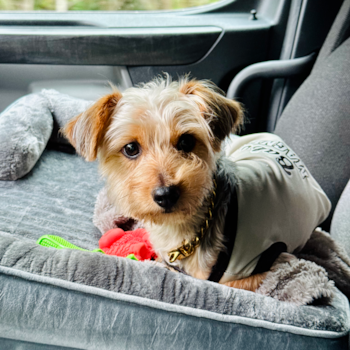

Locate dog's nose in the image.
[153,186,181,210]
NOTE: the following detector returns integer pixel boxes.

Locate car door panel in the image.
[0,0,341,134]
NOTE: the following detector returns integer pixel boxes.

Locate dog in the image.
[63,75,331,292]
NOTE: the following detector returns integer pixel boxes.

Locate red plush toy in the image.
[99,228,157,261]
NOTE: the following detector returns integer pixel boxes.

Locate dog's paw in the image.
[222,272,268,292]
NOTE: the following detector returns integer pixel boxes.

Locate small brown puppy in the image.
[64,75,330,291]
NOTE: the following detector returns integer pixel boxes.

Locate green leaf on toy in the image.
[126,254,139,261]
[37,235,105,254]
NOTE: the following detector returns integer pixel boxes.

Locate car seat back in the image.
[274,0,350,230]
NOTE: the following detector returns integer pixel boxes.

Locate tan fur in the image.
[63,91,122,161]
[179,80,244,151]
[63,75,264,291]
[222,272,268,292]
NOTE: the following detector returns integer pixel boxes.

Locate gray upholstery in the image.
[0,150,102,250]
[0,94,53,181]
[275,36,350,229]
[331,180,350,256]
[1,2,350,346]
[0,338,78,350]
[314,0,350,67]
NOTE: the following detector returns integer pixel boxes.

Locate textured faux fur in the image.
[258,228,350,305]
[295,228,350,300]
[256,252,336,305]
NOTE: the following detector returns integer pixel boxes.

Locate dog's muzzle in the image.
[153,186,180,211]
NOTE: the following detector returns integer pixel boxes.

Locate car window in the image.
[0,0,222,11]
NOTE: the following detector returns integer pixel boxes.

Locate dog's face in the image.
[64,76,243,225]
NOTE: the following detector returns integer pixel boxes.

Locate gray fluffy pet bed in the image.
[0,90,349,307]
[0,91,350,349]
[0,90,350,305]
[0,90,350,350]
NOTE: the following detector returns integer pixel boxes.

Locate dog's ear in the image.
[63,91,122,161]
[180,79,244,151]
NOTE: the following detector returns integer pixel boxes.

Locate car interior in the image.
[0,0,349,348]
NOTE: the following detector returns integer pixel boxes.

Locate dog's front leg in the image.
[221,272,268,292]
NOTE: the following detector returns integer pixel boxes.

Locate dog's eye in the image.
[122,142,141,159]
[177,134,196,153]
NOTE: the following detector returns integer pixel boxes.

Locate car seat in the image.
[0,1,349,349]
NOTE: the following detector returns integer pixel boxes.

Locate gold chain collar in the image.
[168,175,217,263]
